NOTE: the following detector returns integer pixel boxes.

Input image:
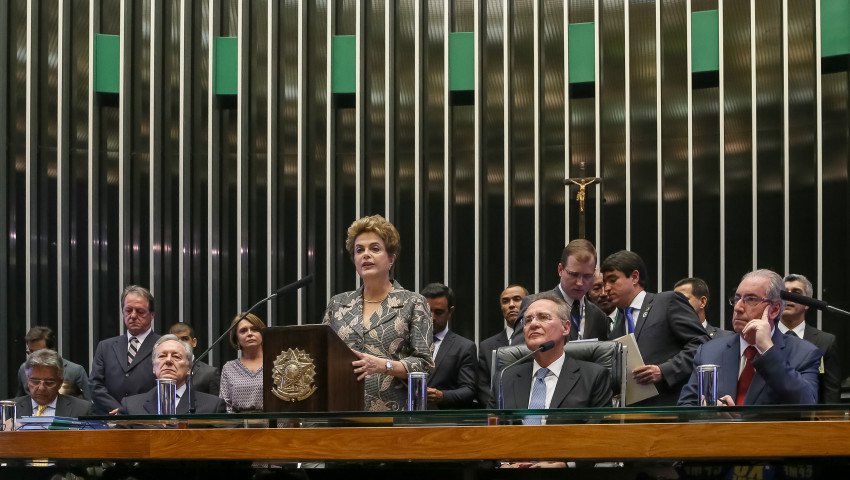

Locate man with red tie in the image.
[678,269,820,406]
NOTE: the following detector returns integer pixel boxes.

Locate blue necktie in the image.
[525,368,550,425]
[570,300,581,338]
[625,307,635,334]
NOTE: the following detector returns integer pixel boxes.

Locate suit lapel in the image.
[511,364,534,409]
[549,357,581,408]
[719,337,740,400]
[746,330,785,404]
[634,293,656,340]
[113,336,131,372]
[16,398,33,416]
[177,390,190,414]
[54,395,71,417]
[143,389,158,414]
[434,331,454,369]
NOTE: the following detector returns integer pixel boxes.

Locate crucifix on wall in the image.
[564,164,601,239]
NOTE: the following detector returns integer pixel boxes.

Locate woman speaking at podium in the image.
[322,215,434,411]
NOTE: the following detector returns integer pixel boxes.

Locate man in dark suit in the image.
[15,326,91,400]
[780,274,841,404]
[679,270,820,406]
[491,291,612,411]
[600,250,709,405]
[169,322,220,395]
[89,285,161,414]
[119,335,226,414]
[511,239,610,345]
[420,283,477,409]
[673,277,734,339]
[588,271,622,337]
[14,349,91,418]
[477,284,528,406]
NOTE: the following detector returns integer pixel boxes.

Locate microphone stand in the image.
[496,340,556,409]
[780,290,850,318]
[187,274,314,413]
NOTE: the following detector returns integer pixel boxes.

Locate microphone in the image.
[496,340,556,409]
[780,290,850,318]
[187,274,314,413]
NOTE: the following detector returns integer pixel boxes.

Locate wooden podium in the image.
[263,325,364,412]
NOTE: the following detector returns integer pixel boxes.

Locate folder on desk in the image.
[613,333,659,405]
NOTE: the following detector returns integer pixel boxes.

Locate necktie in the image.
[785,330,799,338]
[525,368,550,425]
[736,346,758,405]
[36,404,47,416]
[625,307,635,334]
[128,336,140,365]
[570,300,582,339]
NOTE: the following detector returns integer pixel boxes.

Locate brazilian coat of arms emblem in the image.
[271,348,318,402]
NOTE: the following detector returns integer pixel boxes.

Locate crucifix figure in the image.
[564,175,601,239]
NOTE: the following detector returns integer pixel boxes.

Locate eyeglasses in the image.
[27,378,59,388]
[524,313,558,324]
[563,270,595,282]
[728,294,770,307]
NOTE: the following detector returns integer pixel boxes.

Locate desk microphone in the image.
[496,340,556,409]
[779,290,850,318]
[187,274,314,413]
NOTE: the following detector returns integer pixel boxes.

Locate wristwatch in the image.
[385,360,393,373]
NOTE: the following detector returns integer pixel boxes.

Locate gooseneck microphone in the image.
[779,290,850,318]
[187,274,314,413]
[496,340,556,409]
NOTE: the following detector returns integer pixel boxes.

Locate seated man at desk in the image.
[13,349,92,417]
[119,335,226,414]
[678,269,820,406]
[491,292,612,412]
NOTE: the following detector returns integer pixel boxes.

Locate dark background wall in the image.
[1,0,848,399]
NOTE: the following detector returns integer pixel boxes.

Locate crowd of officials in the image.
[8,215,841,422]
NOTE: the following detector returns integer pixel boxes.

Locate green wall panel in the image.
[94,34,120,94]
[214,36,238,95]
[449,32,474,92]
[332,35,356,94]
[822,0,850,57]
[692,10,719,73]
[568,23,595,84]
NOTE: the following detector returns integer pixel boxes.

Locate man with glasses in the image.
[13,349,91,417]
[600,250,708,405]
[15,326,90,400]
[511,239,610,345]
[678,269,820,406]
[89,285,161,414]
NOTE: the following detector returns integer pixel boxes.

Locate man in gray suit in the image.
[601,250,709,405]
[89,285,161,414]
[780,273,841,404]
[119,335,226,415]
[14,349,91,418]
[169,322,220,395]
[15,326,90,400]
[673,277,733,339]
[421,283,477,408]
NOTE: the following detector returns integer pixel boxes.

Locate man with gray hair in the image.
[119,335,226,414]
[780,273,841,403]
[678,269,821,406]
[13,349,91,417]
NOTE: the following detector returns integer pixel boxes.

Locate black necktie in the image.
[786,330,798,338]
[570,299,581,339]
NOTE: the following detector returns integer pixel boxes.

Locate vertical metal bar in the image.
[533,0,540,293]
[88,0,101,364]
[57,0,71,354]
[119,0,131,305]
[782,0,789,276]
[267,0,279,323]
[815,0,823,329]
[385,0,394,219]
[719,0,726,329]
[0,0,7,393]
[655,0,662,291]
[594,0,602,248]
[473,0,482,346]
[326,0,334,300]
[151,0,163,300]
[356,0,363,220]
[414,0,422,290]
[503,0,510,287]
[750,0,757,270]
[444,0,451,283]
[25,0,39,332]
[207,0,221,362]
[179,0,192,325]
[236,0,247,310]
[564,2,570,246]
[686,0,694,276]
[624,0,631,251]
[297,0,306,320]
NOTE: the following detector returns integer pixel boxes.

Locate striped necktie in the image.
[524,368,550,425]
[36,404,47,416]
[128,336,140,365]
